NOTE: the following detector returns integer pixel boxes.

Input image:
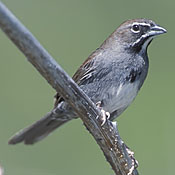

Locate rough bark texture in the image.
[0,2,139,175]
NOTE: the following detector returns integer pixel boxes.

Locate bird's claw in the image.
[96,101,102,108]
[100,110,110,126]
[96,101,110,126]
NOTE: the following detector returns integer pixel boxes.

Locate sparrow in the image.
[9,18,166,145]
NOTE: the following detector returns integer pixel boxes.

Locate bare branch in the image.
[0,2,139,175]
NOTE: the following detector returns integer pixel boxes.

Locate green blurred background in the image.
[0,0,173,174]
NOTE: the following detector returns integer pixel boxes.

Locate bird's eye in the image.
[131,24,140,33]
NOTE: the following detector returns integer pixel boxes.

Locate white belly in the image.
[104,81,139,113]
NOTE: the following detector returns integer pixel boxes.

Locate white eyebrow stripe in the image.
[132,22,151,27]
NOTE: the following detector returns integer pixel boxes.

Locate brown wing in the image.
[54,48,102,108]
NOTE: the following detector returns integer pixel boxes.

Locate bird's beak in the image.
[149,25,167,36]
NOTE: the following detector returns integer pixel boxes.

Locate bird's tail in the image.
[8,110,72,145]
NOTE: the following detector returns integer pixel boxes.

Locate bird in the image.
[8,18,166,145]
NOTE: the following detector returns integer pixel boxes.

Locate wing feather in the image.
[54,48,102,107]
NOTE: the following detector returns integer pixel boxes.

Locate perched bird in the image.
[9,18,166,145]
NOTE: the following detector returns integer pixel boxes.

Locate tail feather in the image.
[8,111,71,145]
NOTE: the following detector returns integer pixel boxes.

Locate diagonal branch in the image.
[0,2,139,175]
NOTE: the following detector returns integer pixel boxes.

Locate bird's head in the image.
[103,19,167,53]
[117,19,167,52]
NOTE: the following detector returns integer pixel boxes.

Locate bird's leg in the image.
[96,101,110,126]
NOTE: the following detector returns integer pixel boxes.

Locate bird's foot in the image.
[96,101,110,126]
